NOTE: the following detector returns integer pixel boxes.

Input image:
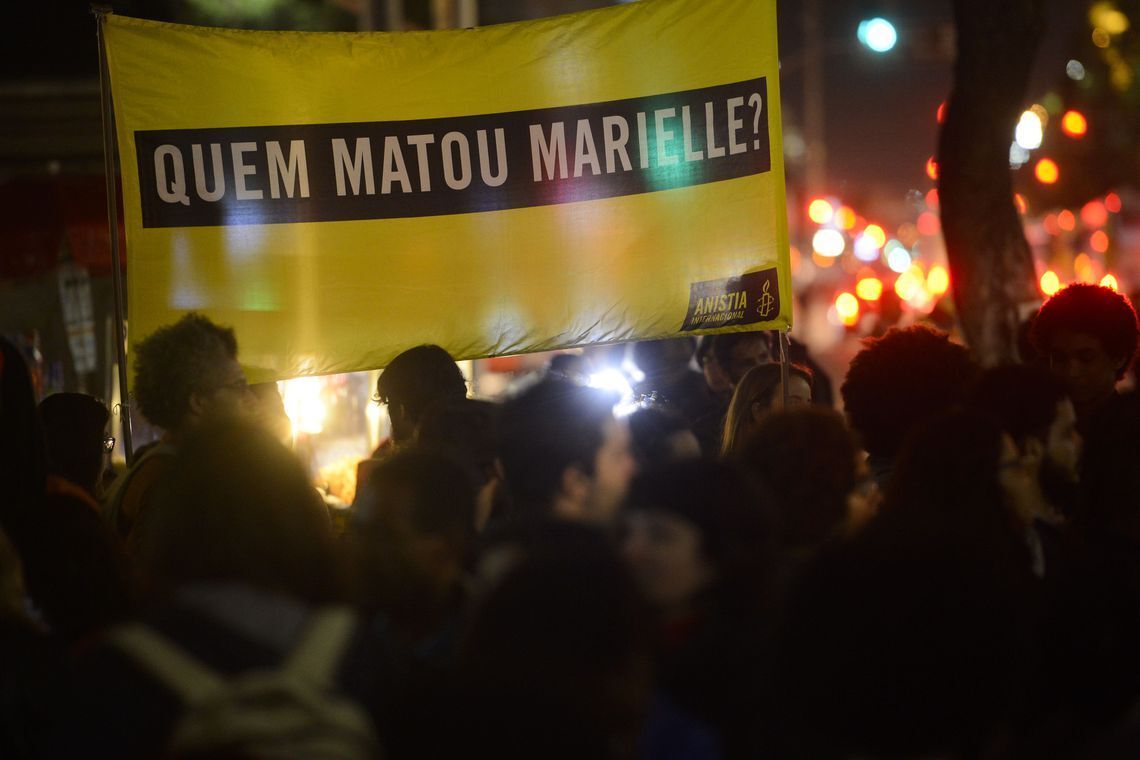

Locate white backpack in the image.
[110,607,381,759]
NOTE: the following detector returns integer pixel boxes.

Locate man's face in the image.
[585,416,637,524]
[726,336,771,386]
[196,357,255,423]
[1048,329,1121,409]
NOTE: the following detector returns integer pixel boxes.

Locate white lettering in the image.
[477,129,508,187]
[636,112,649,169]
[682,105,703,162]
[705,101,726,158]
[154,145,189,205]
[332,138,375,196]
[266,140,310,199]
[655,108,678,167]
[381,136,412,194]
[602,116,632,173]
[191,143,225,202]
[727,97,746,155]
[231,142,262,200]
[441,132,472,190]
[530,123,568,181]
[573,119,601,177]
[406,134,435,192]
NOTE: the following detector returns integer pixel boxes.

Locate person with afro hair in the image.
[840,325,979,489]
[1031,283,1139,425]
[105,313,254,548]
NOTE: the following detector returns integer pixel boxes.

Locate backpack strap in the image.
[109,624,224,704]
[282,606,356,688]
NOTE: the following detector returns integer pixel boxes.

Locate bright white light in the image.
[1009,142,1030,168]
[1015,110,1043,150]
[886,242,912,273]
[281,376,327,436]
[858,18,898,53]
[813,228,846,257]
[854,234,881,261]
[588,369,640,418]
[1066,59,1086,81]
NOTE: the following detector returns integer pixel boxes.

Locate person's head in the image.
[883,408,1036,536]
[710,332,773,387]
[547,352,590,384]
[375,345,467,443]
[695,336,731,394]
[622,459,769,618]
[1077,392,1140,542]
[630,338,696,383]
[1031,284,1139,413]
[738,407,858,551]
[132,313,253,436]
[415,398,502,531]
[841,325,979,463]
[626,406,700,469]
[969,364,1081,516]
[37,393,111,497]
[499,378,635,523]
[721,362,813,457]
[462,521,651,759]
[352,449,476,619]
[138,419,338,603]
[0,338,47,518]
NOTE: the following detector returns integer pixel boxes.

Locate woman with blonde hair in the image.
[720,362,813,458]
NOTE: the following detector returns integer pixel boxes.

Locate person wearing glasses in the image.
[105,314,255,552]
[37,393,115,512]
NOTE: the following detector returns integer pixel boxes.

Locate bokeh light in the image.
[813,228,846,257]
[863,224,887,248]
[886,241,911,273]
[835,206,857,230]
[1090,230,1109,253]
[857,18,898,53]
[1035,158,1059,184]
[1015,110,1044,150]
[856,277,884,301]
[835,292,860,326]
[917,211,940,237]
[808,198,834,224]
[926,156,939,180]
[1081,200,1108,228]
[927,265,950,296]
[1040,270,1061,296]
[1101,273,1119,291]
[1058,210,1076,231]
[1061,110,1088,138]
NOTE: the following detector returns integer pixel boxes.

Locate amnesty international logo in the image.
[756,280,775,319]
[681,267,781,332]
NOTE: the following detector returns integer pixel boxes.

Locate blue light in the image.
[858,18,898,53]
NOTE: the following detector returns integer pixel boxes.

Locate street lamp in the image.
[857,18,898,53]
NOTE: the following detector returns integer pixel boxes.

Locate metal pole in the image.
[95,7,134,464]
[778,329,791,408]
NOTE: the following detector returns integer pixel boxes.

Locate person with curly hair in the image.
[1030,283,1139,425]
[840,325,979,489]
[105,313,254,548]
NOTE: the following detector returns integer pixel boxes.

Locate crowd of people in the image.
[1,281,1139,759]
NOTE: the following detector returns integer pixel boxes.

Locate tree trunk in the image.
[938,0,1046,366]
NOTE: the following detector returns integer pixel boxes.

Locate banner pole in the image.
[95,7,134,465]
[778,329,790,408]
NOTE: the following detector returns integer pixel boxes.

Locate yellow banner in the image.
[103,0,790,381]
